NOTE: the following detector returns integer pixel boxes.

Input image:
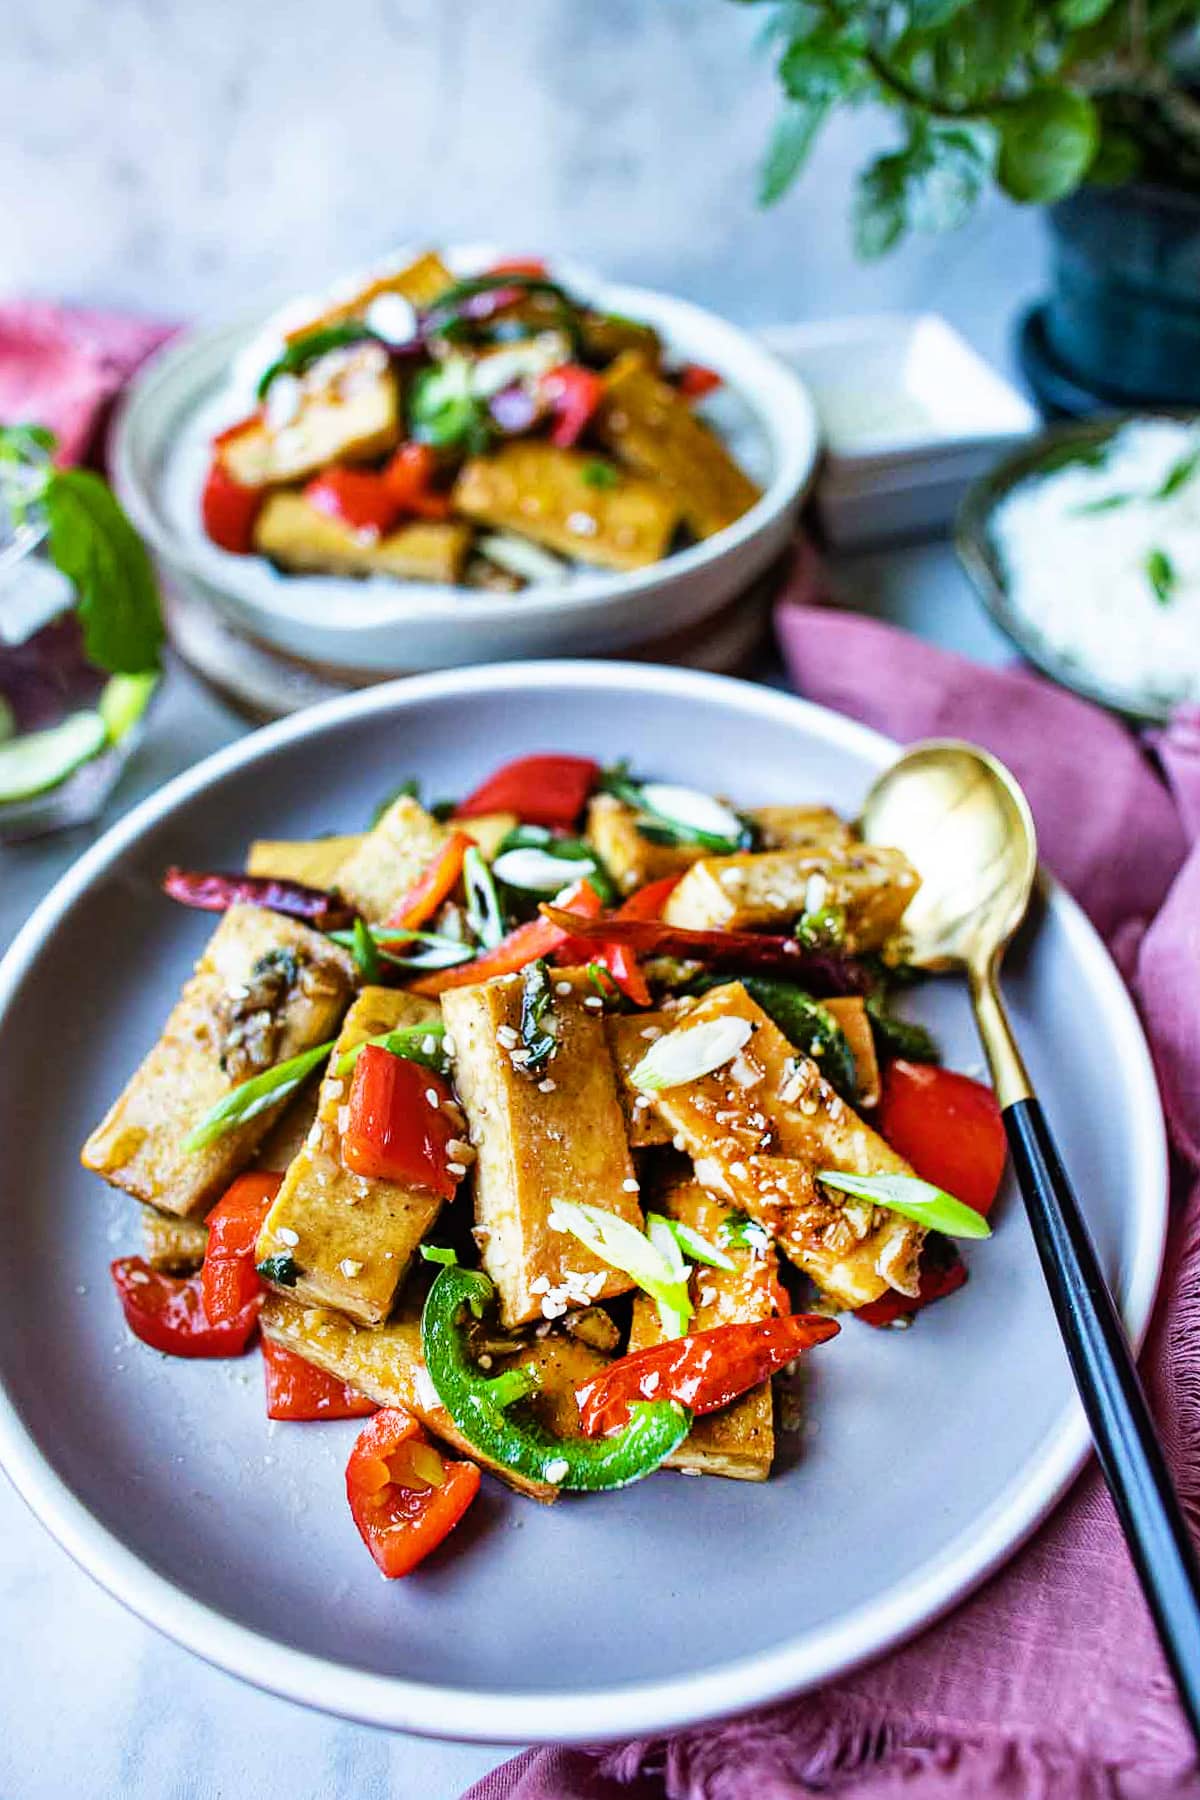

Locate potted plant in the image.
[743,0,1200,409]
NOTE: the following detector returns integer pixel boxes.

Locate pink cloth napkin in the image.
[467,581,1200,1799]
[0,300,172,465]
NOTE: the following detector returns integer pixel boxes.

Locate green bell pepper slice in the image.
[419,1263,691,1492]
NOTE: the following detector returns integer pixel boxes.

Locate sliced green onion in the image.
[184,1039,334,1152]
[816,1170,992,1240]
[586,961,622,1007]
[649,1212,735,1273]
[350,916,381,982]
[255,322,379,399]
[718,1209,770,1252]
[335,1020,449,1079]
[632,1015,753,1092]
[464,845,504,949]
[493,845,598,892]
[256,1252,299,1286]
[549,1198,692,1339]
[419,1243,459,1266]
[646,1215,693,1338]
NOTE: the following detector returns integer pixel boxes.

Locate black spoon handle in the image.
[1005,1097,1200,1741]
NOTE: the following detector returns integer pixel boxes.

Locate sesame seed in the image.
[478,1353,493,1370]
[446,1162,467,1177]
[421,1034,437,1055]
[339,1258,362,1278]
[425,1087,440,1108]
[496,1025,519,1049]
[538,1077,557,1093]
[640,1025,662,1040]
[622,1178,640,1192]
[556,981,573,996]
[443,1033,457,1057]
[672,1133,687,1152]
[583,996,604,1010]
[545,1458,570,1483]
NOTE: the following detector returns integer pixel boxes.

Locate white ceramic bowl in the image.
[112,248,819,675]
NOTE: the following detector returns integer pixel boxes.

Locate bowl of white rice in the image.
[958,415,1200,723]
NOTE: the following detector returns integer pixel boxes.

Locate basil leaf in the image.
[42,469,164,675]
[1146,547,1176,606]
[817,1169,991,1239]
[183,1039,334,1152]
[519,959,557,1074]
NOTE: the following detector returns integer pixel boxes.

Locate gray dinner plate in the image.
[0,662,1168,1743]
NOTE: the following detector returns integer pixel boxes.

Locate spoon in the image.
[861,738,1200,1743]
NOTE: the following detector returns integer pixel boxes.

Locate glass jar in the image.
[0,494,155,842]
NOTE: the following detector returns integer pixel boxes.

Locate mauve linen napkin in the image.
[466,592,1200,1800]
[0,301,172,465]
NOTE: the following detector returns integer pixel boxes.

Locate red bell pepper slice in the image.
[110,1257,260,1359]
[201,458,264,555]
[588,876,685,1006]
[677,363,723,400]
[454,754,600,829]
[408,877,604,996]
[382,443,452,520]
[345,1409,481,1578]
[262,1338,377,1421]
[201,1172,283,1324]
[383,831,473,931]
[487,257,548,278]
[537,905,872,996]
[540,364,605,448]
[576,1313,840,1438]
[304,467,401,536]
[619,874,685,920]
[342,1047,462,1198]
[878,1060,1006,1217]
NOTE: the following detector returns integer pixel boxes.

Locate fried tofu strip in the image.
[222,346,400,489]
[256,988,446,1325]
[140,1206,209,1273]
[640,983,923,1307]
[453,441,681,571]
[333,794,449,924]
[261,1290,608,1503]
[594,353,760,538]
[824,997,881,1108]
[282,250,455,341]
[585,795,855,896]
[628,1181,776,1480]
[245,835,365,888]
[605,1010,674,1147]
[253,492,472,584]
[443,972,643,1328]
[663,845,919,950]
[82,907,355,1217]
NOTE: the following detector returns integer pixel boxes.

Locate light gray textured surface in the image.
[0,1,1040,1793]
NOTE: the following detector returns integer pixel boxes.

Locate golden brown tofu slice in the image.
[333,794,448,924]
[605,1010,674,1148]
[140,1205,209,1273]
[638,984,923,1307]
[455,811,520,861]
[585,796,855,896]
[824,997,881,1109]
[453,442,680,571]
[261,1290,608,1503]
[663,845,919,951]
[256,988,447,1325]
[282,250,455,341]
[245,835,364,888]
[629,1181,776,1480]
[253,491,472,584]
[222,345,400,488]
[82,907,355,1217]
[594,352,760,539]
[443,972,643,1328]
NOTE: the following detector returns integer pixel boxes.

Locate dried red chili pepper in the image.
[161,867,354,932]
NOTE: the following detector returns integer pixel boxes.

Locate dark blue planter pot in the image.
[1037,182,1200,410]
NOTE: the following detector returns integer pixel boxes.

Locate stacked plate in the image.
[761,314,1038,548]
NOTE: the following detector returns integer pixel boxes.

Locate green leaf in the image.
[907,129,987,235]
[256,1253,299,1287]
[1056,0,1114,24]
[184,1039,334,1152]
[779,22,861,102]
[865,997,941,1066]
[817,1169,992,1238]
[42,469,164,675]
[909,0,977,23]
[1154,445,1200,501]
[255,322,379,400]
[0,422,56,463]
[993,88,1099,204]
[1146,548,1176,606]
[853,151,912,259]
[409,359,493,453]
[759,99,830,205]
[98,671,157,744]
